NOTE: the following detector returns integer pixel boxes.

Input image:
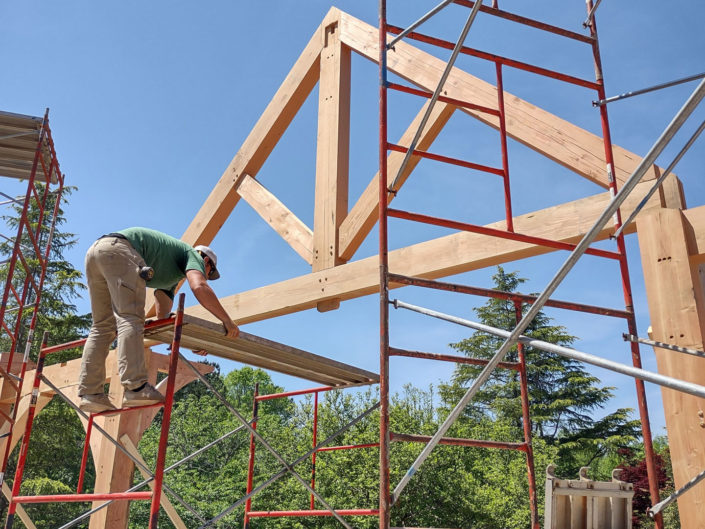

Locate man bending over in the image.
[78,227,239,413]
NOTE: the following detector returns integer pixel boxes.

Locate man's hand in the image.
[223,320,239,339]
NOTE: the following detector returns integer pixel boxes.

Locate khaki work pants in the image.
[78,236,148,396]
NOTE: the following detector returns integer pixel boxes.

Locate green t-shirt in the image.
[118,227,206,299]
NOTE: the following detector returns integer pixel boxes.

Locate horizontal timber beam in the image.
[186,178,668,324]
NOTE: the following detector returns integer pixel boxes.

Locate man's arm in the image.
[153,290,174,319]
[185,270,239,338]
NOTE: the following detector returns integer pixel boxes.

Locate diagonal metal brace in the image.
[649,466,705,517]
[200,398,380,528]
[388,0,485,194]
[40,375,205,524]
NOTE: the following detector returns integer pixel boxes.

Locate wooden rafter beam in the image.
[339,100,455,261]
[237,173,314,264]
[337,10,662,188]
[186,178,668,324]
[144,10,334,317]
[178,9,335,248]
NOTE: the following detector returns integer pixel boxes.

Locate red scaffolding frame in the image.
[377,1,663,528]
[243,384,381,526]
[0,109,65,488]
[3,296,188,529]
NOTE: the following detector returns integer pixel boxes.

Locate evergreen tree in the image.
[439,267,641,475]
[0,184,90,362]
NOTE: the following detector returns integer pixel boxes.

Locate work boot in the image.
[79,393,118,414]
[123,383,165,407]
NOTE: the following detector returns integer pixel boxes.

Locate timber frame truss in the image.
[2,3,705,529]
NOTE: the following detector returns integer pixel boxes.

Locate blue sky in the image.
[2,1,704,438]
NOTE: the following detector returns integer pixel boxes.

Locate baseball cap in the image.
[194,245,221,280]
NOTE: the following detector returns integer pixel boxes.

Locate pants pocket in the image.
[115,277,139,315]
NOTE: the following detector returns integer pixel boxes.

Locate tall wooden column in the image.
[638,207,705,528]
[313,20,351,311]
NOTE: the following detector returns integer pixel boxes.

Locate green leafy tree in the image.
[129,366,296,529]
[278,384,558,529]
[440,267,641,477]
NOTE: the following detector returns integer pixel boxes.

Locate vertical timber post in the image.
[313,14,351,312]
[638,208,705,529]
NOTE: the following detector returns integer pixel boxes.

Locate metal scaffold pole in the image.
[392,299,705,400]
[378,1,391,528]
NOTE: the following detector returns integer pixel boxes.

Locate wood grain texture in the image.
[143,315,378,386]
[683,205,705,259]
[237,173,314,264]
[186,179,664,325]
[637,208,705,529]
[313,20,351,273]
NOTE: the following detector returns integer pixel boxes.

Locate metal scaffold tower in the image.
[376,1,705,528]
[3,297,188,529]
[0,109,65,489]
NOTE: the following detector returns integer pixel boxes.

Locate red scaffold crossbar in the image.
[387,208,621,260]
[247,509,379,518]
[389,346,521,371]
[386,82,500,116]
[390,432,528,452]
[452,0,595,43]
[387,274,631,319]
[385,24,599,90]
[317,443,380,452]
[387,143,505,177]
[255,384,339,401]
